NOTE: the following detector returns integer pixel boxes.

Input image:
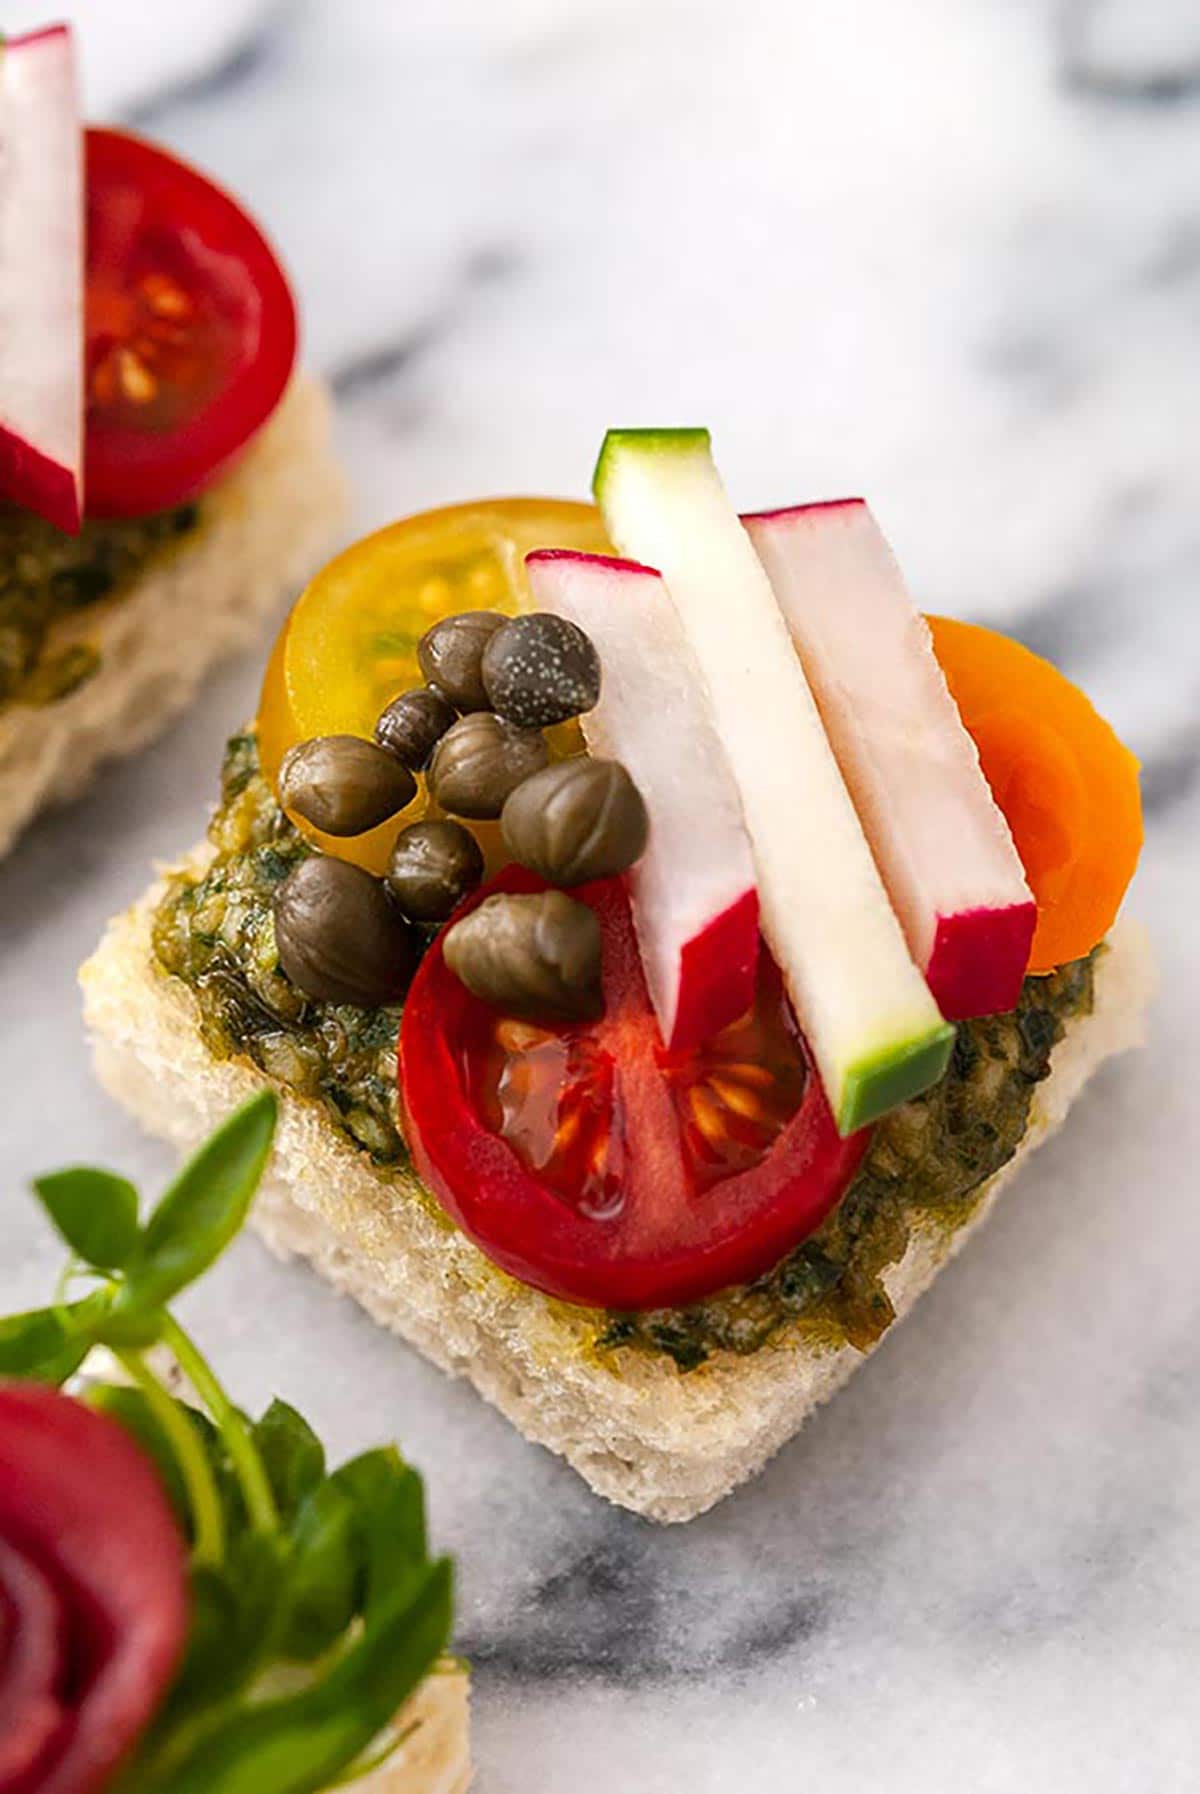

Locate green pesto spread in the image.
[152,733,410,1165]
[152,733,1096,1369]
[0,500,200,708]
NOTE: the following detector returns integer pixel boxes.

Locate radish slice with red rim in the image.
[0,26,84,532]
[745,500,1036,1019]
[527,548,759,1051]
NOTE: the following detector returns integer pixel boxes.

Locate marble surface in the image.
[2,2,1198,1787]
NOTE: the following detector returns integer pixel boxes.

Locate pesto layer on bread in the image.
[0,498,201,708]
[151,731,1096,1370]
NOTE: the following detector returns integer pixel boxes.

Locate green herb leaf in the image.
[114,1092,277,1319]
[0,1306,87,1383]
[278,1479,361,1662]
[133,1534,294,1770]
[93,1305,169,1351]
[277,1448,426,1666]
[0,1292,111,1384]
[167,1531,290,1721]
[254,1399,326,1524]
[173,1567,240,1702]
[332,1447,426,1620]
[138,1557,453,1794]
[31,1167,140,1269]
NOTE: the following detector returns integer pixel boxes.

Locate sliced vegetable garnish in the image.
[928,616,1143,973]
[84,127,297,518]
[0,1383,188,1794]
[527,548,760,1052]
[400,867,867,1310]
[745,500,1036,1020]
[593,428,953,1134]
[0,26,84,532]
[257,498,612,874]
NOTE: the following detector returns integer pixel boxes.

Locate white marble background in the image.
[1,2,1197,1788]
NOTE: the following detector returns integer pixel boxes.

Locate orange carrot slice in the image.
[927,616,1143,974]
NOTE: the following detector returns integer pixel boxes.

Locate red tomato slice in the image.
[400,869,868,1310]
[84,127,297,518]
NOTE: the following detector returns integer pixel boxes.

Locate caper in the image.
[443,890,603,1022]
[274,855,420,1007]
[416,610,507,712]
[427,712,549,820]
[500,757,649,885]
[386,819,484,922]
[279,736,416,837]
[481,612,602,728]
[374,686,456,770]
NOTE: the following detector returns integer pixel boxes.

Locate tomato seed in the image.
[496,1018,553,1053]
[553,1108,584,1155]
[117,346,158,403]
[140,271,194,320]
[713,1060,777,1090]
[688,1086,729,1145]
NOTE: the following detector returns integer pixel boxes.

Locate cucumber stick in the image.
[593,428,953,1133]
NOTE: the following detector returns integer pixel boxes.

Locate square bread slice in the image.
[0,376,345,861]
[81,862,1152,1524]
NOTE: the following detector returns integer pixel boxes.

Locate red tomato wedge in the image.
[0,1382,188,1794]
[400,869,868,1310]
[84,127,297,518]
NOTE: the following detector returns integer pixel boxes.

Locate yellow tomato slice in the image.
[258,498,612,873]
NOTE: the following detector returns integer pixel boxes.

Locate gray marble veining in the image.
[0,3,1196,1789]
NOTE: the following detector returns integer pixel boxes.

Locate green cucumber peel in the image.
[3,1091,455,1794]
[592,426,712,500]
[837,1021,957,1134]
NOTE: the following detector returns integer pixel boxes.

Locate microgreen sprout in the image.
[0,1092,454,1793]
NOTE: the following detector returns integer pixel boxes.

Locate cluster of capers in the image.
[274,604,649,1022]
[273,816,489,1011]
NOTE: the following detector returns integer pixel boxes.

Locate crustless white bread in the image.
[81,846,1152,1524]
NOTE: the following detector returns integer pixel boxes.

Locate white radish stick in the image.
[0,25,84,531]
[745,499,1035,1019]
[527,548,759,1052]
